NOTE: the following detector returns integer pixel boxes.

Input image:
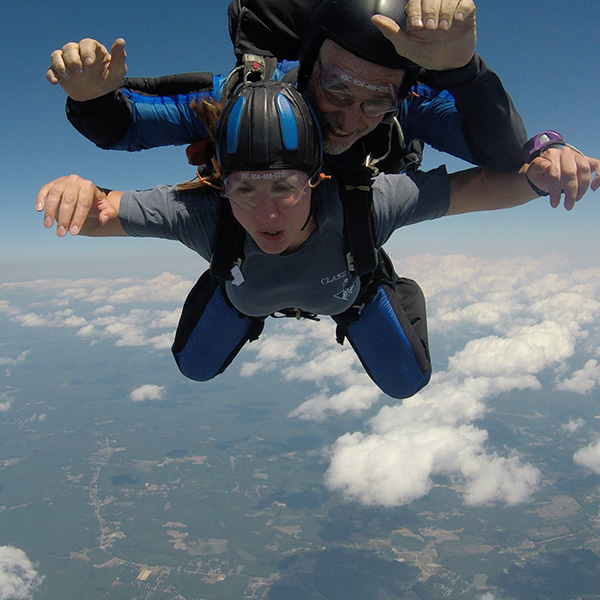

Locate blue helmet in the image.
[215,80,323,177]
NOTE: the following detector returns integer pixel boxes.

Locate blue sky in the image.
[1,0,598,279]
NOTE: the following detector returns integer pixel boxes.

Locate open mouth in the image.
[258,230,284,242]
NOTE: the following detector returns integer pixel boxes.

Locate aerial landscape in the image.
[2,253,600,599]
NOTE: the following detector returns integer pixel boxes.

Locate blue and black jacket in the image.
[65,55,528,172]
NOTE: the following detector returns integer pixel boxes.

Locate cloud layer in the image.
[239,254,600,507]
[2,254,600,509]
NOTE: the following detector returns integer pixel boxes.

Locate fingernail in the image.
[44,216,53,228]
[70,225,80,235]
[411,17,423,27]
[439,19,449,30]
[75,69,84,78]
[57,225,67,237]
[456,12,465,21]
[83,56,94,67]
[425,18,436,28]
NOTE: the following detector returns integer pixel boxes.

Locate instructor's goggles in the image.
[224,170,311,210]
[317,61,399,117]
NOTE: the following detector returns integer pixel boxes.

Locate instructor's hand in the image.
[372,0,476,70]
[47,38,127,102]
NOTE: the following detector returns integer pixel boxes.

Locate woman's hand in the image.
[527,148,600,210]
[36,175,120,236]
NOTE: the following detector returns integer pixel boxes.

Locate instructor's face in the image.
[305,40,405,155]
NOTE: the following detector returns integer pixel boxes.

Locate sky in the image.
[0,1,599,597]
[0,0,598,278]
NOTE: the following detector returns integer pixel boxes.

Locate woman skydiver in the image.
[35,81,597,399]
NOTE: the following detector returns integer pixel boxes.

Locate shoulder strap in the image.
[209,199,246,282]
[335,165,379,277]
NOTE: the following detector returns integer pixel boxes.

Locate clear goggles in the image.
[223,170,311,211]
[317,61,400,117]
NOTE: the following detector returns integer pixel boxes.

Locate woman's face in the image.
[225,170,315,254]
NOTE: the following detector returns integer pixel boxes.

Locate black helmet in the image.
[215,80,323,177]
[297,0,416,91]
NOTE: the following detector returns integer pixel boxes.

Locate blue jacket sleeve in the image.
[65,64,294,152]
[66,72,218,151]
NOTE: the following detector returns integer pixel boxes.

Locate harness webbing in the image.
[209,199,246,281]
[336,165,378,276]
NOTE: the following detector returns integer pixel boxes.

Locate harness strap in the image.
[338,166,379,277]
[361,117,423,175]
[332,250,395,345]
[272,308,320,321]
[209,199,246,281]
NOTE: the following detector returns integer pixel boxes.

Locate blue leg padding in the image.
[345,287,431,398]
[172,286,253,381]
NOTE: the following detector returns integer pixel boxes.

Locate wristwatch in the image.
[524,130,565,162]
[523,130,566,197]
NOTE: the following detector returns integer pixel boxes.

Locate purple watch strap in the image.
[524,130,565,161]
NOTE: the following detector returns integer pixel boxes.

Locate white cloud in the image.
[25,414,46,423]
[0,546,44,600]
[562,417,585,434]
[448,321,576,379]
[290,384,381,421]
[573,439,600,474]
[0,301,20,318]
[557,359,600,394]
[283,347,361,385]
[92,304,115,315]
[0,390,15,413]
[240,319,336,377]
[130,384,166,403]
[324,374,542,507]
[3,272,191,306]
[2,274,192,353]
[0,352,29,368]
